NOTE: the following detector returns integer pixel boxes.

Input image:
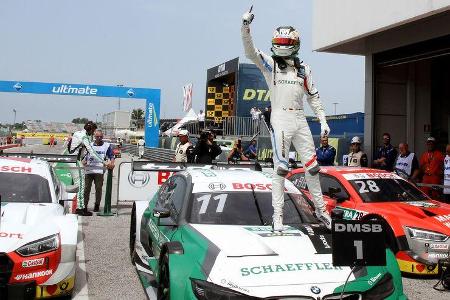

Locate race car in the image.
[0,156,78,299]
[130,165,406,299]
[288,166,450,276]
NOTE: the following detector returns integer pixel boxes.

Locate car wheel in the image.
[130,203,137,264]
[157,254,170,300]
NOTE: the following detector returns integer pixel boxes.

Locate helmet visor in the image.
[272,37,298,46]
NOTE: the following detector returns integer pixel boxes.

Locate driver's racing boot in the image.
[272,214,284,232]
[316,210,332,230]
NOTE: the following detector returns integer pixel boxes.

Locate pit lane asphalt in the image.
[4,144,450,299]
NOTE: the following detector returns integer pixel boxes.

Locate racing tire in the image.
[157,254,170,300]
[130,203,137,264]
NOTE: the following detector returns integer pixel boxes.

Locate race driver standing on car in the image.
[68,121,109,215]
[241,7,331,231]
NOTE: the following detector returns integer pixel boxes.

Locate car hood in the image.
[191,224,385,298]
[0,202,61,252]
[356,201,450,233]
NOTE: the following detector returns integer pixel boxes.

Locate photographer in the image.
[228,138,249,162]
[192,130,222,164]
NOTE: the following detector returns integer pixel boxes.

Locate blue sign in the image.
[0,80,161,147]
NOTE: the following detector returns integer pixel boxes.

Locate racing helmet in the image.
[271,26,300,57]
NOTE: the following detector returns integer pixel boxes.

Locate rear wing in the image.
[131,161,272,172]
[2,152,78,163]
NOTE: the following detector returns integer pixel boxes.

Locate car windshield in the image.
[348,178,429,203]
[0,172,52,203]
[188,191,317,225]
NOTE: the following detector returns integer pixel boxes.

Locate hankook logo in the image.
[128,171,150,188]
[208,182,226,190]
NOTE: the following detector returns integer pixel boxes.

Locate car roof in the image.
[183,168,300,194]
[0,156,51,177]
[320,167,390,175]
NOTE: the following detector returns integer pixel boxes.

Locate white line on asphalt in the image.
[73,216,89,299]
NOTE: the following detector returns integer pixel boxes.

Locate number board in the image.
[332,219,386,266]
[205,85,235,123]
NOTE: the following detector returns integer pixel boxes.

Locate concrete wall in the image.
[313,0,450,53]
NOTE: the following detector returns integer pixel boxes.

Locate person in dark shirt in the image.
[316,136,336,166]
[262,106,271,130]
[193,130,222,164]
[245,139,258,159]
[373,133,397,171]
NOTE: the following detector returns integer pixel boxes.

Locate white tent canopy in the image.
[163,108,197,136]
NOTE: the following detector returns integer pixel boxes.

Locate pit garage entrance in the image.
[374,34,450,155]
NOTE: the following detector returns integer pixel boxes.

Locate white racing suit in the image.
[68,130,105,209]
[242,24,330,229]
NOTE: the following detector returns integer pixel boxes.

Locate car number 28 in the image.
[354,180,380,193]
[197,194,228,214]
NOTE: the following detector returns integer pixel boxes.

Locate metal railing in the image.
[121,143,175,162]
[222,117,264,137]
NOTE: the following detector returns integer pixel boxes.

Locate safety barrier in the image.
[222,116,262,137]
[120,143,175,162]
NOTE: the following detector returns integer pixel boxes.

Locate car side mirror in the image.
[153,207,170,218]
[331,209,344,220]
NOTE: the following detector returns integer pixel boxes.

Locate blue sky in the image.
[0,0,364,123]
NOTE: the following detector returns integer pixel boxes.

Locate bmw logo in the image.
[310,286,321,294]
[13,82,22,91]
[127,88,135,97]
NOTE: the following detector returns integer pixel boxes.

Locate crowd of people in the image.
[326,132,450,202]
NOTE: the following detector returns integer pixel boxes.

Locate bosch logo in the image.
[310,286,321,294]
[128,171,150,188]
[208,182,226,190]
[127,88,135,97]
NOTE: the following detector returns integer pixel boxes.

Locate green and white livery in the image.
[130,167,406,299]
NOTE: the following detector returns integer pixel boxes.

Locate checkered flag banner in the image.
[183,83,193,112]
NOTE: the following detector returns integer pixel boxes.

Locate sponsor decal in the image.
[342,173,400,180]
[367,272,382,285]
[277,79,302,86]
[208,182,226,191]
[428,253,449,259]
[310,286,321,294]
[22,258,45,268]
[339,208,367,221]
[426,243,449,251]
[15,269,53,280]
[319,235,331,249]
[147,103,154,128]
[334,223,383,233]
[405,201,437,208]
[240,262,343,276]
[14,82,22,91]
[52,84,97,95]
[128,171,150,188]
[127,88,135,97]
[434,213,450,228]
[0,232,23,239]
[0,166,32,173]
[232,183,272,191]
[220,279,250,294]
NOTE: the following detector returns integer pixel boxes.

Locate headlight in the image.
[363,273,394,300]
[16,234,59,257]
[191,278,256,300]
[406,227,448,242]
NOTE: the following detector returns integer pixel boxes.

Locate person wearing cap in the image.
[419,137,444,198]
[174,129,193,162]
[346,136,368,167]
[373,133,397,171]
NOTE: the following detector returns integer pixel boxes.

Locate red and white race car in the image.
[0,156,78,298]
[288,167,450,276]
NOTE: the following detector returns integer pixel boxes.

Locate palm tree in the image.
[131,108,145,129]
